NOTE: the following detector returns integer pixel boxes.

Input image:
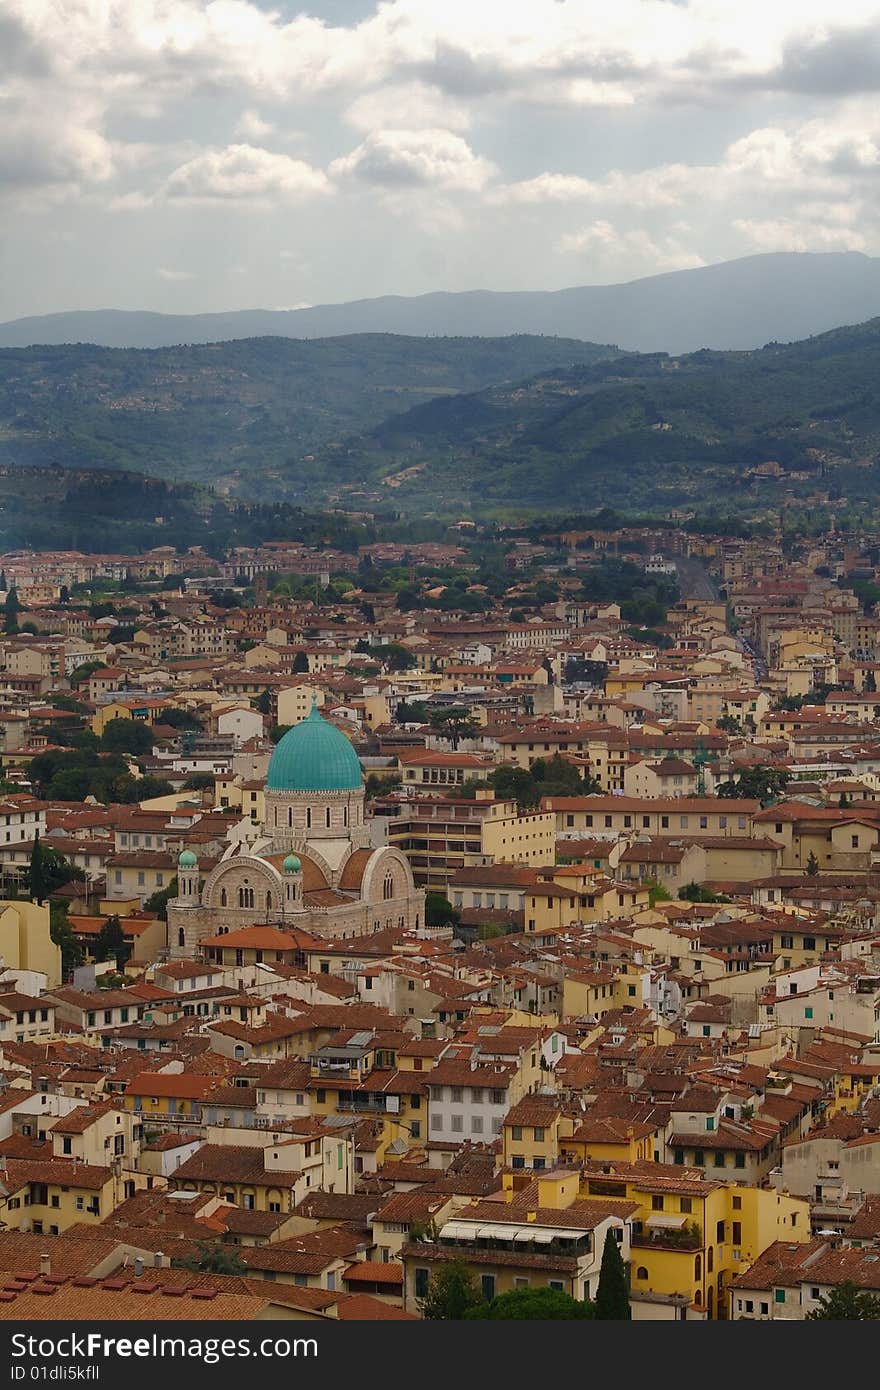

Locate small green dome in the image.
[283,853,302,874]
[266,703,362,793]
[178,849,198,869]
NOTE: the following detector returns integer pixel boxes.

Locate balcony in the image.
[632,1220,702,1251]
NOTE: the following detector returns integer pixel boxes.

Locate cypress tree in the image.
[28,830,47,905]
[595,1229,631,1320]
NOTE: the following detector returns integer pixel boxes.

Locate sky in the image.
[2,0,880,318]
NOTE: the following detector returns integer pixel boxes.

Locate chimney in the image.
[153,1251,164,1268]
[39,1254,50,1277]
[133,1257,144,1278]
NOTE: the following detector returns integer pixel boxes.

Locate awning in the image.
[440,1221,477,1241]
[646,1213,688,1230]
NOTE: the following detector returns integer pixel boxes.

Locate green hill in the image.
[0,334,620,501]
[332,319,880,513]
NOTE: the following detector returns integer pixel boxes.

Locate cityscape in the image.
[0,521,879,1323]
[3,0,880,1342]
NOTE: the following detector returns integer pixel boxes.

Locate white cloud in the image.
[163,144,332,204]
[733,218,867,252]
[344,82,471,132]
[235,109,275,140]
[494,165,696,208]
[331,128,494,191]
[558,219,706,272]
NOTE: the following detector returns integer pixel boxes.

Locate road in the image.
[674,555,718,602]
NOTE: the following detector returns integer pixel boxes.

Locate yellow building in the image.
[0,1158,146,1235]
[90,698,169,737]
[578,1160,809,1319]
[0,900,62,987]
[121,1071,223,1122]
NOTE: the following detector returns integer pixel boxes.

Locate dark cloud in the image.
[769,26,880,96]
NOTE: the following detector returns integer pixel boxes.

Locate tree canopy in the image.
[466,1287,595,1320]
[594,1230,631,1320]
[807,1282,880,1320]
[417,1262,483,1320]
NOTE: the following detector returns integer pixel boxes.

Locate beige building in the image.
[168,705,424,955]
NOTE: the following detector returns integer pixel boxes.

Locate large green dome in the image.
[266,704,362,793]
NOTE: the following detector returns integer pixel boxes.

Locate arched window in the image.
[238,886,254,910]
[707,1246,714,1274]
[383,872,394,901]
[266,892,272,911]
[220,888,227,907]
[325,806,331,828]
[306,807,312,829]
[177,928,185,948]
[343,804,348,828]
[694,1254,702,1281]
[288,806,293,828]
[636,1267,648,1280]
[707,1287,714,1316]
[694,1289,702,1306]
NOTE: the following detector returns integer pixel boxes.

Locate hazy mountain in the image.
[3,253,880,354]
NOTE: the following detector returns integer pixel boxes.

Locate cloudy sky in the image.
[2,0,880,318]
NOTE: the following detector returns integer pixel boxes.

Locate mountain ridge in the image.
[3,252,880,355]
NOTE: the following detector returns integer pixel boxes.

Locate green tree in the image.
[4,586,20,634]
[807,1282,880,1320]
[806,850,820,876]
[466,1287,595,1320]
[94,914,130,969]
[179,1242,248,1276]
[374,643,417,671]
[716,765,788,804]
[160,707,203,731]
[143,877,179,921]
[418,1261,483,1320]
[100,717,153,755]
[716,713,744,734]
[183,772,215,790]
[49,900,83,980]
[594,1230,631,1320]
[648,880,672,907]
[396,585,423,612]
[28,830,47,904]
[395,699,428,724]
[679,882,730,904]
[425,893,460,929]
[429,706,479,751]
[69,660,104,688]
[254,687,273,715]
[365,772,403,801]
[292,651,310,674]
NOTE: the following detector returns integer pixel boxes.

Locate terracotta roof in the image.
[173,1145,300,1185]
[338,848,373,891]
